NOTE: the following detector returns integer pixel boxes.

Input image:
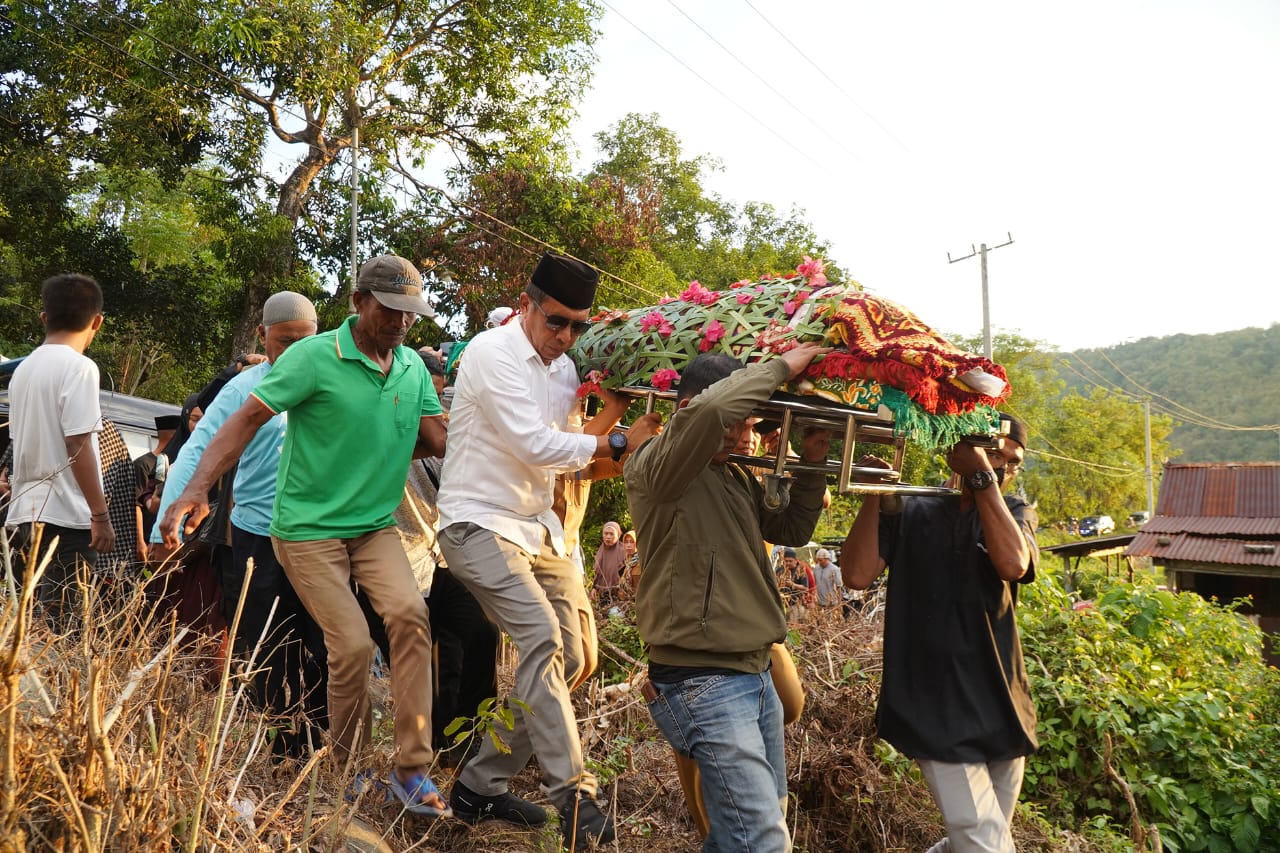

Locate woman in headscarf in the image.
[622,530,642,596]
[591,521,627,607]
[162,393,203,463]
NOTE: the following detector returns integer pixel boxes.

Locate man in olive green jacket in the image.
[626,343,830,853]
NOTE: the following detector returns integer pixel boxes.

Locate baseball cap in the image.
[357,254,434,317]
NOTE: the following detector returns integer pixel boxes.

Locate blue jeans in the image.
[646,670,791,852]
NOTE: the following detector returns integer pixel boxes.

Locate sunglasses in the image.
[529,299,592,336]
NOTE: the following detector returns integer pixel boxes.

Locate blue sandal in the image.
[344,768,384,803]
[386,771,452,819]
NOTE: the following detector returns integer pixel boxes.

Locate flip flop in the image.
[386,771,452,819]
[344,768,385,803]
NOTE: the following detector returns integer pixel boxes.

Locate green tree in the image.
[587,113,845,287]
[5,0,602,355]
[401,150,667,335]
[134,0,601,353]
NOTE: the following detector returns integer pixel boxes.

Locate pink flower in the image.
[658,318,674,337]
[640,311,666,333]
[576,369,607,398]
[729,278,753,289]
[735,292,755,305]
[698,319,726,352]
[658,295,676,304]
[680,280,720,305]
[782,290,810,316]
[796,255,828,288]
[651,368,680,392]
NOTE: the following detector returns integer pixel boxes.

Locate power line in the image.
[1093,349,1280,431]
[1031,447,1142,477]
[598,0,824,168]
[388,165,664,305]
[1061,350,1280,451]
[741,0,913,154]
[660,0,856,158]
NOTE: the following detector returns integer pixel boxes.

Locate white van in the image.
[1,357,180,461]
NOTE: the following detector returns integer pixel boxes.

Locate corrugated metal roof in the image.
[1126,531,1280,567]
[1042,534,1136,557]
[1142,516,1280,536]
[1155,463,1280,520]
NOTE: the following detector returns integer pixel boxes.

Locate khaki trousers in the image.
[918,757,1025,853]
[273,528,434,769]
[438,522,595,806]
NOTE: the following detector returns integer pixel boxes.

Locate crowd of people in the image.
[4,261,1039,853]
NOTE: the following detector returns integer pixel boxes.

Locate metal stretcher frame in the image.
[617,386,1002,509]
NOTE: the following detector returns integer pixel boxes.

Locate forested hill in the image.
[1054,323,1280,463]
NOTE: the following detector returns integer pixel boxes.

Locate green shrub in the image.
[596,609,645,685]
[1019,572,1280,851]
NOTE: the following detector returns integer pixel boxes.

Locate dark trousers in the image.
[364,568,499,759]
[228,526,329,756]
[146,540,231,688]
[10,522,98,632]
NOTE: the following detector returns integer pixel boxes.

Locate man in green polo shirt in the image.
[160,255,450,817]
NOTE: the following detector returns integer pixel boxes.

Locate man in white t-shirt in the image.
[7,273,114,630]
[812,548,844,610]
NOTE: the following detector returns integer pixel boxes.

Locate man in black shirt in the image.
[840,414,1038,853]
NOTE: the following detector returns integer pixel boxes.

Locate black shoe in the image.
[558,794,616,849]
[449,780,549,826]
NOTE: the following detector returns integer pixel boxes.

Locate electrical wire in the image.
[1030,447,1142,477]
[598,0,824,168]
[1093,349,1280,431]
[660,0,856,158]
[741,0,913,154]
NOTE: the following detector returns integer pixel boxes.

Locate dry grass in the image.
[1,538,1105,852]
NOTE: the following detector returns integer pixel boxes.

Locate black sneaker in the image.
[449,780,549,826]
[558,794,616,849]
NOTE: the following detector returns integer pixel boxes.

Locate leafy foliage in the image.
[4,0,604,352]
[1020,571,1280,851]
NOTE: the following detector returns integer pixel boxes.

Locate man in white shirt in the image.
[437,252,659,849]
[7,273,114,630]
[812,548,844,611]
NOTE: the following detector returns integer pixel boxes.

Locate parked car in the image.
[0,356,179,460]
[1125,510,1150,528]
[1079,515,1116,537]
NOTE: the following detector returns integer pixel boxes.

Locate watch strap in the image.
[966,470,996,491]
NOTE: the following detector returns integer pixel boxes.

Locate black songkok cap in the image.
[154,414,182,431]
[530,251,599,310]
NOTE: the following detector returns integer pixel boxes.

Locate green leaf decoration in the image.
[571,265,1009,448]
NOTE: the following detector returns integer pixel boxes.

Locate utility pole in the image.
[948,232,1014,360]
[349,124,360,290]
[1143,397,1155,516]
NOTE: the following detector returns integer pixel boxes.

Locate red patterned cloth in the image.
[814,294,1009,415]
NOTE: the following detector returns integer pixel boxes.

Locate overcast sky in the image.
[567,0,1280,352]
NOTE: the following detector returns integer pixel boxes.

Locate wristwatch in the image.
[608,432,629,461]
[966,469,998,491]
